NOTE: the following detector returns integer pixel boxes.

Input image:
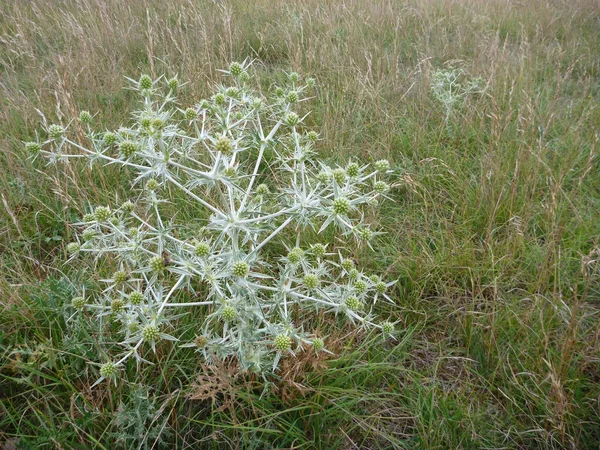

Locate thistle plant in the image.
[430,67,485,122]
[26,61,396,383]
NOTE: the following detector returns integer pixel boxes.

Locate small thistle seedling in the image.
[430,67,485,122]
[26,62,397,384]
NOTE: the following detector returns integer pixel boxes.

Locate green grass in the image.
[1,0,600,448]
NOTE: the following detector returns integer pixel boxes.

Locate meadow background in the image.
[1,0,600,448]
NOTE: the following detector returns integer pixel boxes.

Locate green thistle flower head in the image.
[94,206,111,222]
[375,281,387,294]
[221,305,237,321]
[83,213,96,222]
[284,112,299,127]
[25,142,41,155]
[274,334,292,351]
[374,159,390,172]
[381,321,394,334]
[150,255,166,273]
[121,200,135,214]
[100,362,117,378]
[332,197,350,215]
[341,258,355,271]
[256,183,270,196]
[275,87,284,97]
[195,242,210,258]
[67,242,80,255]
[288,72,299,83]
[194,335,208,347]
[129,291,144,305]
[229,62,243,77]
[307,130,319,142]
[333,168,346,185]
[306,77,316,88]
[317,171,331,183]
[287,247,304,264]
[359,226,373,240]
[345,295,361,311]
[215,136,233,155]
[214,92,226,105]
[312,337,324,352]
[152,118,165,130]
[113,270,128,284]
[303,273,319,290]
[142,324,160,341]
[128,322,140,333]
[48,124,64,140]
[185,107,197,121]
[353,280,367,294]
[348,268,359,280]
[103,131,117,146]
[311,243,326,258]
[145,179,159,191]
[167,77,179,91]
[239,71,250,82]
[232,261,249,277]
[346,162,360,178]
[139,74,153,90]
[286,91,298,103]
[79,110,92,124]
[111,298,125,313]
[222,166,237,178]
[226,87,239,98]
[82,228,96,241]
[374,181,390,194]
[71,296,85,310]
[119,140,139,158]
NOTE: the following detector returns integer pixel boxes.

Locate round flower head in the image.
[150,255,166,273]
[152,118,165,131]
[226,87,239,98]
[332,197,350,215]
[71,296,85,310]
[333,168,346,185]
[256,183,270,196]
[303,273,319,290]
[374,159,390,172]
[103,131,117,146]
[312,337,324,352]
[275,87,284,97]
[83,213,96,222]
[142,324,160,341]
[167,77,179,91]
[381,321,394,335]
[222,166,237,178]
[128,322,139,333]
[214,92,226,105]
[221,305,237,321]
[113,270,128,284]
[120,140,139,159]
[129,291,144,305]
[287,247,304,264]
[109,216,120,226]
[94,206,111,222]
[48,124,64,140]
[82,228,96,241]
[370,275,380,283]
[305,77,316,88]
[317,171,331,183]
[79,110,92,124]
[139,74,153,90]
[353,280,368,294]
[345,296,361,311]
[100,362,116,378]
[111,298,125,313]
[229,62,243,77]
[284,112,299,127]
[194,335,208,347]
[274,334,292,352]
[288,72,299,83]
[185,107,197,121]
[121,200,135,214]
[239,71,250,82]
[195,242,210,257]
[346,162,360,178]
[348,268,359,280]
[215,136,233,155]
[307,130,318,142]
[311,243,326,258]
[286,91,298,104]
[341,258,355,271]
[375,281,387,294]
[359,226,373,241]
[232,261,249,277]
[374,181,390,194]
[25,142,41,155]
[146,179,159,191]
[66,242,80,255]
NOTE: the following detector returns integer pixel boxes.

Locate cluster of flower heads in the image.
[26,61,396,385]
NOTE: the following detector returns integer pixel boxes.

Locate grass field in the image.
[1,0,600,448]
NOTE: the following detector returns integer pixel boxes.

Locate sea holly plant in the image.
[25,62,397,385]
